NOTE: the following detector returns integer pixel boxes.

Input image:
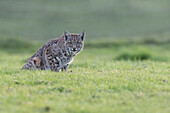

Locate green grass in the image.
[1,0,170,112]
[0,39,169,113]
[0,0,170,40]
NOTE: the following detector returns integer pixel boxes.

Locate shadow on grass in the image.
[0,37,42,54]
[0,37,34,49]
[115,48,167,61]
[115,52,151,61]
[115,48,152,61]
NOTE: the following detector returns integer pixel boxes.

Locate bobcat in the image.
[22,31,85,72]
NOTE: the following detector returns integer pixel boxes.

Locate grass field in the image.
[0,0,170,112]
[0,38,169,113]
[1,0,170,40]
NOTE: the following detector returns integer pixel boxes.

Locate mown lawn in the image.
[0,41,169,113]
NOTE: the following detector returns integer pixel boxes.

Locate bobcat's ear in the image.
[79,31,85,41]
[64,31,70,41]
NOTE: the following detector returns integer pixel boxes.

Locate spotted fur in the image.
[22,31,85,72]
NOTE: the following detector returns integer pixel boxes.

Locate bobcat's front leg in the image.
[51,57,61,72]
[50,57,61,72]
[46,48,62,72]
[48,60,60,72]
[61,64,69,72]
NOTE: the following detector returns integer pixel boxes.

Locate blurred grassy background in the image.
[0,0,170,41]
[0,0,170,61]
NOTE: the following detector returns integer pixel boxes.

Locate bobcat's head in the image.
[64,31,85,54]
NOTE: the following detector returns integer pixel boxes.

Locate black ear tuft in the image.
[79,31,85,41]
[64,31,70,41]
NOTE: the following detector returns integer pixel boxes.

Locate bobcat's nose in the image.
[72,48,77,51]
